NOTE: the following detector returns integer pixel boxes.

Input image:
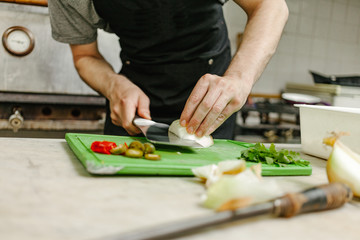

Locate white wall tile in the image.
[317,0,333,20]
[253,72,277,94]
[346,5,360,25]
[314,18,330,39]
[277,34,297,54]
[332,1,347,23]
[342,24,359,44]
[311,38,328,58]
[274,53,294,77]
[224,0,360,94]
[301,0,319,17]
[328,22,347,41]
[284,13,299,34]
[294,36,313,56]
[286,0,303,14]
[348,0,360,7]
[309,57,327,73]
[298,16,315,36]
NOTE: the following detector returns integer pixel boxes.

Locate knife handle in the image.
[274,183,352,218]
[133,116,156,127]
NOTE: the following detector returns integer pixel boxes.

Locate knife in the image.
[101,183,352,240]
[133,116,203,148]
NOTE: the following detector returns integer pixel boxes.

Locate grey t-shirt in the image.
[48,0,229,45]
[48,0,110,45]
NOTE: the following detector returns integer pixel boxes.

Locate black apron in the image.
[93,0,236,139]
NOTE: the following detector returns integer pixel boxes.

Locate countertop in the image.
[0,138,359,240]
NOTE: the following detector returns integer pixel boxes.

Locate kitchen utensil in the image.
[310,70,360,87]
[282,92,330,105]
[65,133,312,176]
[133,116,203,148]
[102,183,352,240]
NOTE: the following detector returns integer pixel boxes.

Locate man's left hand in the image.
[180,73,251,137]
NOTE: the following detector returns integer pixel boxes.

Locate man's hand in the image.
[180,74,251,137]
[70,41,151,135]
[105,74,150,135]
[180,0,288,137]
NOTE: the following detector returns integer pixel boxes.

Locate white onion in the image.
[327,140,360,197]
[202,168,284,210]
[169,119,214,148]
[192,162,283,211]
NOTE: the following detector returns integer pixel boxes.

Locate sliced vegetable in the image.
[169,119,214,148]
[109,144,127,155]
[144,153,161,161]
[144,143,155,154]
[125,148,144,158]
[239,142,310,167]
[90,141,117,154]
[129,140,145,152]
[91,140,161,160]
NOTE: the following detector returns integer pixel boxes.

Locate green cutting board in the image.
[65,133,312,176]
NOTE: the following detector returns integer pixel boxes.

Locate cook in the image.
[48,0,288,139]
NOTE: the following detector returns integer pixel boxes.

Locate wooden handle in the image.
[274,183,353,218]
[0,0,48,6]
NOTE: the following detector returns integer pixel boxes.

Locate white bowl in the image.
[295,104,360,159]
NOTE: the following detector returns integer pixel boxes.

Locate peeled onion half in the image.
[326,140,360,197]
[169,119,214,148]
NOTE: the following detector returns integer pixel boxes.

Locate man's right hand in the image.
[70,41,151,135]
[105,74,151,135]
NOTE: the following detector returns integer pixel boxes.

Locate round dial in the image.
[2,26,35,56]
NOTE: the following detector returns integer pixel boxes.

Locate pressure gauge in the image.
[2,26,35,56]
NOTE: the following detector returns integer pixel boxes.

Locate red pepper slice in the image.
[91,141,117,154]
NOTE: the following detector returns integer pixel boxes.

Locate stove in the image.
[235,99,300,143]
[0,2,120,138]
[0,91,106,138]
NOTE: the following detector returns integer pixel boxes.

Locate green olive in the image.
[144,142,156,154]
[125,148,144,158]
[129,140,145,151]
[144,153,161,161]
[109,144,127,155]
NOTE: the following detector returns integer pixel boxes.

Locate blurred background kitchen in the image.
[1,0,359,142]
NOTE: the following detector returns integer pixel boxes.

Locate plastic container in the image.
[296,104,360,159]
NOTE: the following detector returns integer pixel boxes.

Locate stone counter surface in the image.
[0,138,359,240]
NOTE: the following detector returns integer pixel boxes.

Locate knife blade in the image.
[133,116,203,148]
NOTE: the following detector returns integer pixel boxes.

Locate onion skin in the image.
[327,140,360,197]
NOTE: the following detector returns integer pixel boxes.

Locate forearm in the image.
[226,0,289,92]
[73,55,118,98]
[70,42,151,134]
[70,43,126,100]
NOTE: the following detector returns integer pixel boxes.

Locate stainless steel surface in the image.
[0,2,120,95]
[0,2,120,136]
[0,91,106,135]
